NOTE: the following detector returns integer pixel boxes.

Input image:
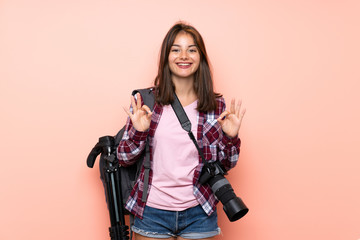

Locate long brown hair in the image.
[154,22,221,112]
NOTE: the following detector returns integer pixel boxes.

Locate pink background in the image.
[1,0,360,239]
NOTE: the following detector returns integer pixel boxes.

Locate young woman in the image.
[118,22,246,240]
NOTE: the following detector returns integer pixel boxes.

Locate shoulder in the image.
[216,96,225,105]
[201,96,225,120]
[215,96,226,114]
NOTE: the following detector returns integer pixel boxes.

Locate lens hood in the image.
[223,197,249,222]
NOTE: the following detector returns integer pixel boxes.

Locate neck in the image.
[172,76,197,106]
[172,76,194,97]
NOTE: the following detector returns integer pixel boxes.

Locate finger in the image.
[131,95,137,112]
[217,111,229,124]
[136,93,142,110]
[239,108,246,125]
[142,105,153,121]
[141,105,152,115]
[146,111,153,121]
[240,108,246,119]
[230,98,235,114]
[123,106,133,118]
[235,100,242,117]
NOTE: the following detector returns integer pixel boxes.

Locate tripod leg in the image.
[104,167,118,227]
[114,166,126,224]
[103,158,129,239]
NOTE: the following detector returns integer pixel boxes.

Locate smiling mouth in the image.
[176,63,192,69]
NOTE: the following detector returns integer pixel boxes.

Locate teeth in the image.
[178,63,190,66]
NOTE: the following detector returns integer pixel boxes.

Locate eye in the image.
[189,48,197,53]
[171,48,180,53]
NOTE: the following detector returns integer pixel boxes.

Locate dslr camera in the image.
[199,161,249,221]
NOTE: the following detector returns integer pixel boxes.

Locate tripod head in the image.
[87,136,115,168]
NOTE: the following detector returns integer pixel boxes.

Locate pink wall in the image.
[1,0,359,239]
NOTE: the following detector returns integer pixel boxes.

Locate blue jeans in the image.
[132,205,220,239]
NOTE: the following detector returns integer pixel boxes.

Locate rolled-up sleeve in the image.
[218,133,241,170]
[117,98,149,166]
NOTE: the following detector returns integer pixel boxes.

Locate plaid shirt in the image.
[117,94,241,219]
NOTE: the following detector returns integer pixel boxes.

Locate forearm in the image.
[217,133,241,171]
[117,118,148,166]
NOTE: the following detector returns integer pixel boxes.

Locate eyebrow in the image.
[172,44,197,48]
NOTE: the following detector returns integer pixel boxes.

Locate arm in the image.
[216,97,245,171]
[117,116,148,167]
[217,129,241,171]
[117,93,152,166]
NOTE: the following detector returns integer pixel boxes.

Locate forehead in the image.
[173,32,196,46]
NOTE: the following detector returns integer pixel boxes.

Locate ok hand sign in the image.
[217,99,246,138]
[123,93,153,132]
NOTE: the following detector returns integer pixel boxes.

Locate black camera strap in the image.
[170,93,209,168]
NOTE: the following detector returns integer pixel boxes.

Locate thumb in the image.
[217,111,229,124]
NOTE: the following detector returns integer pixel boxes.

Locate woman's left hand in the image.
[217,99,246,138]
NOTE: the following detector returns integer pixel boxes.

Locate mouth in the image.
[176,62,192,69]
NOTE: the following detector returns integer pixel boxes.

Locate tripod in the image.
[88,136,130,240]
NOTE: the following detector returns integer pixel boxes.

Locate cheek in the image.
[168,58,176,73]
[194,57,201,70]
[194,55,200,65]
[168,53,177,62]
[193,64,200,72]
[168,57,175,68]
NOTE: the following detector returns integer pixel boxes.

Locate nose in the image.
[179,50,188,60]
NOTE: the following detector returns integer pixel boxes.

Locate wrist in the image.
[128,126,149,141]
[221,133,240,147]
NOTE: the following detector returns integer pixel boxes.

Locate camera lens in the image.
[208,175,248,222]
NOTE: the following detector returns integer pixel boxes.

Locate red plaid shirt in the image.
[117,94,241,219]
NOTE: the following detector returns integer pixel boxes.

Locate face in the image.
[168,32,200,81]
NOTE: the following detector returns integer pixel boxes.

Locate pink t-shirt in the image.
[146,100,199,211]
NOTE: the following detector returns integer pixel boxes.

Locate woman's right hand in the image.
[123,93,153,132]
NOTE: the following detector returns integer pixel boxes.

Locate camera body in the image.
[199,161,248,222]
